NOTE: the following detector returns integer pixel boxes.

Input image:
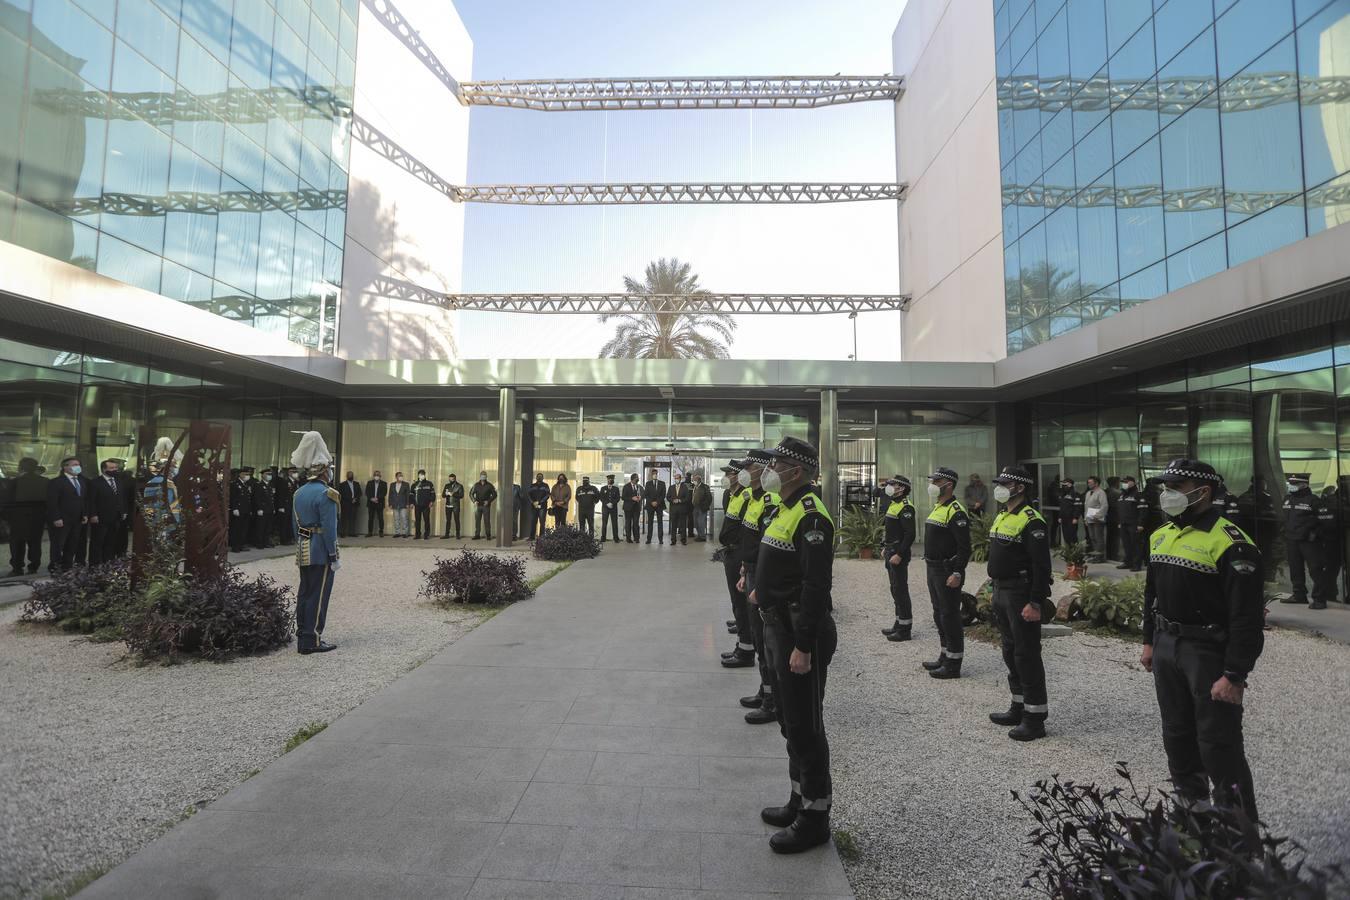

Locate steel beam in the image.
[459,76,905,110]
[437,293,911,315]
[451,182,906,204]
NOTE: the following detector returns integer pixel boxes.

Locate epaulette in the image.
[325,486,340,503]
[801,494,818,510]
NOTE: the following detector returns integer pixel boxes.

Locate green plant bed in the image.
[1069,575,1145,635]
[968,511,990,563]
[838,506,883,558]
[1058,540,1089,567]
[21,560,136,638]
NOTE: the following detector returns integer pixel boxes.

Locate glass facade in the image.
[0,0,357,351]
[995,0,1350,354]
[1019,318,1350,601]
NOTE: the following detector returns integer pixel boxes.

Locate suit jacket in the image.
[90,473,131,523]
[364,478,388,506]
[388,480,410,509]
[339,479,362,509]
[666,482,689,510]
[273,477,295,516]
[643,479,666,510]
[621,482,642,510]
[692,482,712,512]
[48,474,89,524]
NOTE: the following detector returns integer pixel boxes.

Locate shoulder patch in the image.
[801,495,817,509]
[901,509,914,518]
[1230,558,1258,575]
[954,516,968,527]
[1029,528,1046,541]
[1222,524,1247,544]
[804,528,827,546]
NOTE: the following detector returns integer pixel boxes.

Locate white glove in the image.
[330,560,341,572]
[232,509,240,517]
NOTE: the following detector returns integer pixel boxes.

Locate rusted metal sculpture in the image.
[131,422,231,585]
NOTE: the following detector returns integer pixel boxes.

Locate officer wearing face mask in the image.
[730,449,780,720]
[719,459,753,655]
[1141,459,1263,818]
[621,473,642,543]
[471,471,498,540]
[879,476,917,642]
[442,473,464,539]
[575,475,600,536]
[1115,475,1145,571]
[1281,473,1335,610]
[1056,477,1083,547]
[986,466,1053,741]
[921,467,971,679]
[228,467,254,553]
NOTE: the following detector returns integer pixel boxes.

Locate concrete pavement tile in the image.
[468,878,626,900]
[552,723,655,753]
[698,832,851,895]
[510,782,642,828]
[637,787,774,835]
[478,823,569,880]
[586,752,699,789]
[552,827,701,889]
[532,749,597,783]
[397,778,529,822]
[698,756,791,794]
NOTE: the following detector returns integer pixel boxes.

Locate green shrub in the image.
[968,511,991,563]
[837,506,882,558]
[22,560,135,639]
[1058,541,1089,566]
[1071,576,1146,634]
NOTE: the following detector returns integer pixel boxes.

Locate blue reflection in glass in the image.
[1228,200,1307,265]
[1161,102,1224,254]
[1166,231,1227,290]
[1156,0,1217,67]
[1216,0,1294,81]
[1068,0,1108,79]
[1115,136,1165,275]
[1220,36,1302,226]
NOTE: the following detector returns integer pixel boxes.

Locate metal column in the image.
[819,389,839,523]
[496,386,516,548]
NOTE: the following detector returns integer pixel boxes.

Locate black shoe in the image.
[299,641,337,655]
[922,653,946,671]
[645,539,651,544]
[739,692,763,709]
[721,648,755,668]
[989,703,1023,726]
[681,540,687,545]
[745,704,777,725]
[1009,716,1047,741]
[726,622,739,634]
[1310,601,1328,610]
[930,658,962,679]
[722,646,744,659]
[726,619,737,629]
[881,620,899,636]
[441,535,449,539]
[27,565,38,574]
[770,810,831,854]
[7,569,22,578]
[1280,596,1308,604]
[1115,564,1130,569]
[761,795,802,828]
[885,625,912,642]
[695,537,706,542]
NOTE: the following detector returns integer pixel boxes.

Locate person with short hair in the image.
[643,468,666,544]
[667,471,690,545]
[88,458,132,564]
[363,470,387,538]
[389,472,411,538]
[691,470,712,541]
[411,469,436,540]
[621,473,642,542]
[442,473,464,539]
[471,470,498,540]
[1083,476,1108,562]
[527,473,550,538]
[47,457,88,572]
[5,457,48,576]
[575,475,599,536]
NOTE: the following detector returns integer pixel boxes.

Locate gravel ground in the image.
[827,558,1350,899]
[0,547,557,900]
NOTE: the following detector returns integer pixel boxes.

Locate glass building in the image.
[0,0,356,351]
[995,0,1350,354]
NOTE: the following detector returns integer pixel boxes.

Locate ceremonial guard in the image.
[1281,473,1335,609]
[751,438,837,854]
[528,473,551,538]
[734,448,779,724]
[575,475,600,536]
[472,471,498,539]
[250,467,276,549]
[921,467,970,679]
[1142,459,1263,817]
[228,467,254,553]
[411,469,436,539]
[719,459,754,666]
[986,466,1053,740]
[291,432,339,655]
[274,467,296,545]
[621,474,642,542]
[442,473,464,539]
[643,468,666,545]
[879,475,916,642]
[1115,474,1144,571]
[599,474,621,542]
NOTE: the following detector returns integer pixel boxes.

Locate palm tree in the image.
[598,258,736,359]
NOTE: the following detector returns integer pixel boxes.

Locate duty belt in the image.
[1154,613,1226,643]
[992,572,1030,587]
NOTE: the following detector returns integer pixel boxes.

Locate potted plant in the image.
[838,506,883,559]
[1059,541,1089,580]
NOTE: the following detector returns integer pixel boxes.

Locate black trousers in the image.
[48,520,83,571]
[724,551,752,648]
[7,505,44,571]
[414,505,431,538]
[1288,540,1335,602]
[992,583,1047,713]
[885,555,912,623]
[578,509,595,536]
[476,505,494,538]
[1059,519,1078,545]
[645,507,664,543]
[365,505,383,537]
[624,507,641,541]
[444,507,461,537]
[745,567,772,693]
[529,506,548,538]
[229,515,248,552]
[1152,631,1257,818]
[669,507,688,543]
[601,506,620,541]
[251,512,272,548]
[296,562,336,651]
[550,509,566,531]
[924,562,964,658]
[89,520,123,564]
[1121,525,1144,569]
[763,610,837,808]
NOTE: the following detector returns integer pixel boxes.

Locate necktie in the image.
[108,477,117,494]
[73,477,81,496]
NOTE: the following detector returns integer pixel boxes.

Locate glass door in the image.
[1021,457,1064,542]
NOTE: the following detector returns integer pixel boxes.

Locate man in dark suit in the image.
[512,483,527,540]
[228,467,253,553]
[643,468,666,545]
[599,474,621,543]
[621,473,642,543]
[6,457,49,575]
[338,470,362,537]
[667,471,690,545]
[88,458,132,564]
[364,470,387,537]
[47,456,89,572]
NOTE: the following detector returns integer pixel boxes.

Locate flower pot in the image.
[859,547,874,560]
[1065,563,1087,581]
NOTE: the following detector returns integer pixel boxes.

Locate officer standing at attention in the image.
[274,466,296,546]
[643,468,666,545]
[921,467,970,679]
[472,470,498,539]
[719,459,754,666]
[250,466,276,549]
[986,466,1053,740]
[599,474,621,542]
[733,448,779,724]
[228,467,253,553]
[749,437,837,854]
[1057,477,1082,547]
[1142,458,1264,817]
[667,471,690,545]
[528,473,550,538]
[442,473,464,539]
[291,431,340,655]
[1116,475,1145,571]
[575,475,600,536]
[879,475,917,642]
[411,469,436,540]
[621,473,642,543]
[1281,473,1334,609]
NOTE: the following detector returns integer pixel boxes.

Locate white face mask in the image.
[241,474,250,482]
[480,475,487,482]
[1159,486,1205,517]
[926,482,942,500]
[737,468,752,488]
[760,467,782,495]
[1287,483,1300,494]
[884,484,896,497]
[69,465,82,476]
[719,475,731,489]
[993,485,1012,504]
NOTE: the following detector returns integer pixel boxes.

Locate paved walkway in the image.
[81,542,853,899]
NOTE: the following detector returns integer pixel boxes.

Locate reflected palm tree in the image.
[598,258,736,359]
[1006,261,1112,346]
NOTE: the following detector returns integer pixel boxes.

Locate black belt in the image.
[992,573,1030,587]
[1154,613,1226,643]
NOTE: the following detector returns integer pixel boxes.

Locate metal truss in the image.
[998,72,1350,115]
[34,188,346,218]
[1004,180,1350,216]
[459,76,904,111]
[436,293,910,314]
[451,182,906,204]
[362,0,461,99]
[349,114,459,199]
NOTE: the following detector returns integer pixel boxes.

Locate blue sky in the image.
[452,0,910,361]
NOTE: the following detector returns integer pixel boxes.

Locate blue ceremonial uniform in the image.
[293,478,339,651]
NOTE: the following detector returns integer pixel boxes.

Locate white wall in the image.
[338,0,471,361]
[893,0,1005,363]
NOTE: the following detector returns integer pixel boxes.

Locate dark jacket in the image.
[666,481,689,511]
[251,478,277,517]
[575,482,600,512]
[48,473,90,524]
[470,480,498,506]
[621,481,642,511]
[881,496,916,563]
[89,472,132,524]
[364,477,388,506]
[339,478,361,510]
[1117,487,1143,527]
[443,480,465,508]
[1057,487,1083,522]
[229,477,253,519]
[412,478,436,509]
[692,482,712,512]
[643,478,666,510]
[274,476,295,517]
[388,480,410,510]
[528,481,551,510]
[599,483,621,510]
[1283,488,1332,543]
[921,497,971,579]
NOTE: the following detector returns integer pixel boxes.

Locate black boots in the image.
[881,619,900,636]
[885,623,912,642]
[921,652,946,671]
[739,687,764,709]
[721,647,755,668]
[760,793,802,828]
[726,621,738,634]
[744,694,777,725]
[1009,714,1047,741]
[769,809,832,854]
[989,702,1023,726]
[929,657,962,679]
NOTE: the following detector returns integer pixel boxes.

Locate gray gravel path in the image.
[827,558,1350,899]
[0,547,555,900]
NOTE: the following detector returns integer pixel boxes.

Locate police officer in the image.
[621,473,642,542]
[274,466,296,546]
[1281,473,1335,609]
[1141,458,1263,817]
[528,473,550,538]
[734,449,779,723]
[411,469,436,539]
[228,467,254,553]
[250,467,276,549]
[719,459,754,667]
[879,475,916,642]
[442,473,464,539]
[291,431,340,655]
[986,465,1053,740]
[1056,477,1082,546]
[471,471,497,539]
[575,475,600,536]
[750,437,837,854]
[921,467,970,679]
[599,474,621,542]
[1116,474,1144,571]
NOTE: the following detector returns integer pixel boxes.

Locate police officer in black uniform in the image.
[620,473,641,543]
[598,474,621,542]
[575,475,600,537]
[734,449,779,723]
[719,459,754,667]
[228,467,253,553]
[442,474,464,539]
[411,469,436,540]
[274,466,296,546]
[528,473,550,538]
[879,475,916,642]
[1056,477,1082,546]
[751,438,837,854]
[921,467,971,679]
[1142,459,1263,818]
[986,465,1053,740]
[1281,473,1335,609]
[250,466,276,549]
[1115,474,1144,571]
